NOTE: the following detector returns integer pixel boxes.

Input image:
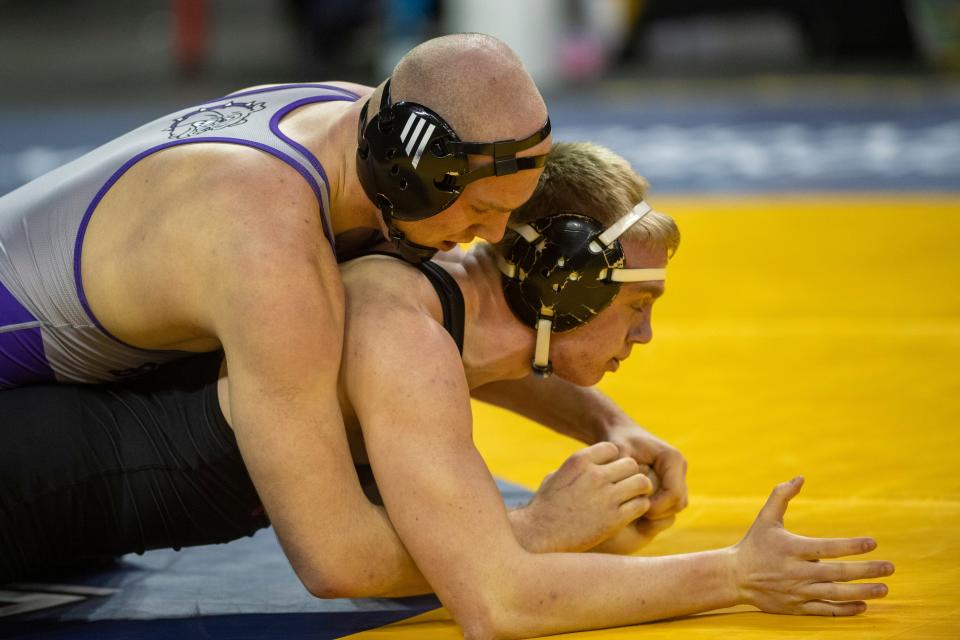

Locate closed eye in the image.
[475,200,513,214]
[631,298,657,312]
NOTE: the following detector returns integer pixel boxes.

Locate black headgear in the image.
[357,79,552,263]
[498,202,667,376]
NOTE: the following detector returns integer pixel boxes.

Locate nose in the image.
[470,214,510,244]
[629,314,653,345]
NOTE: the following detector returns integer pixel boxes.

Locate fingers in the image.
[812,560,895,583]
[642,466,662,494]
[602,456,641,482]
[583,441,621,465]
[806,581,888,602]
[648,452,687,518]
[794,534,878,560]
[757,476,804,526]
[634,514,676,537]
[618,496,651,522]
[612,473,654,503]
[798,600,867,617]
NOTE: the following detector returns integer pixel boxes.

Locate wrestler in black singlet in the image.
[0,257,464,583]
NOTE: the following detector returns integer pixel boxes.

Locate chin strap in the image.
[377,202,438,264]
[496,252,561,377]
[531,314,554,377]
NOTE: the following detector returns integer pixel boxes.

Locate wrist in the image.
[575,389,629,444]
[508,505,553,554]
[592,418,629,445]
[568,415,611,445]
[722,545,748,607]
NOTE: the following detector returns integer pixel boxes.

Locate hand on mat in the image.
[520,442,654,553]
[731,477,894,616]
[603,422,688,520]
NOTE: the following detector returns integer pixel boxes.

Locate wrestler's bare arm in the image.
[77,142,410,596]
[81,149,418,599]
[472,376,629,443]
[345,302,893,638]
[338,260,657,561]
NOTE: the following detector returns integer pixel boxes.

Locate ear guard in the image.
[498,202,666,377]
[357,79,551,263]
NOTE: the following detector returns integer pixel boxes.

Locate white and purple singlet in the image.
[0,84,358,388]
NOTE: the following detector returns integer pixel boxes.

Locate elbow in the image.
[301,569,383,600]
[303,574,356,600]
[449,593,523,640]
[453,564,558,640]
[458,608,521,640]
[459,615,501,640]
[297,566,354,599]
[296,559,401,600]
[291,557,370,599]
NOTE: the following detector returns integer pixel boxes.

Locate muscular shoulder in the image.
[149,143,328,262]
[340,256,440,324]
[341,255,461,370]
[80,141,333,348]
[340,257,466,415]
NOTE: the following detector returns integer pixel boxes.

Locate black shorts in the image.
[0,353,269,583]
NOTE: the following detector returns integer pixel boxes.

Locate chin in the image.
[553,367,604,387]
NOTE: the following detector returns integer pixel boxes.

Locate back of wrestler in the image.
[0,82,356,387]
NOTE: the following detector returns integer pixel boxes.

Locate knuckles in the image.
[621,497,651,518]
[636,474,653,493]
[595,441,620,458]
[563,452,590,472]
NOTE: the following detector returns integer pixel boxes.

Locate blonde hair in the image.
[501,141,680,257]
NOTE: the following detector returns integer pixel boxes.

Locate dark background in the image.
[1,0,957,194]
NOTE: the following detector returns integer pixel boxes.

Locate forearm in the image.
[365,487,578,592]
[226,408,431,596]
[471,376,629,444]
[347,503,434,597]
[362,474,549,586]
[497,548,738,638]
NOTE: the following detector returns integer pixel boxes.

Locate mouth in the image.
[439,241,457,251]
[608,358,620,372]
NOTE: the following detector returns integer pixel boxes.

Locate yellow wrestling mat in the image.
[348,194,960,639]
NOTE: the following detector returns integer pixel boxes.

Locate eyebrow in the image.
[624,283,665,299]
[474,200,513,213]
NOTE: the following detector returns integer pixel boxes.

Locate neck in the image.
[445,246,536,387]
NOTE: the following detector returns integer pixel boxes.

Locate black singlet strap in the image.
[361,251,465,355]
[416,261,466,355]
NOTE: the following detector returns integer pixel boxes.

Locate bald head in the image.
[372,33,548,143]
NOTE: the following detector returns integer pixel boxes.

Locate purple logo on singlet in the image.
[165,100,267,139]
